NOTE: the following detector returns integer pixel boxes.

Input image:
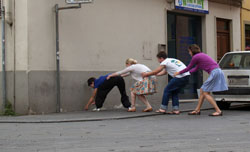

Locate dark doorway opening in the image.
[245,24,250,50]
[167,12,203,99]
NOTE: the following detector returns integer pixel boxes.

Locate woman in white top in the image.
[107,58,156,112]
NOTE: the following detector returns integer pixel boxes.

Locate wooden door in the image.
[245,24,250,50]
[217,19,230,62]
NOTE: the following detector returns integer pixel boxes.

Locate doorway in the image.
[167,12,203,99]
[245,24,250,50]
[216,18,231,62]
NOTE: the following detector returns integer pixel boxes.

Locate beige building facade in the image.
[241,0,250,50]
[0,0,242,114]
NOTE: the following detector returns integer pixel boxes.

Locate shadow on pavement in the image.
[229,103,250,111]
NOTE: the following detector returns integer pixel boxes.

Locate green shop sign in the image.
[175,0,209,14]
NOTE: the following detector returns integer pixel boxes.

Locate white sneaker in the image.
[92,108,101,112]
[114,104,123,109]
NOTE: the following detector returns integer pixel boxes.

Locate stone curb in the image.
[0,108,213,124]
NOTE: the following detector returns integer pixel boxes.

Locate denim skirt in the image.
[201,68,228,92]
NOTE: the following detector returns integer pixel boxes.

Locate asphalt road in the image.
[0,105,250,152]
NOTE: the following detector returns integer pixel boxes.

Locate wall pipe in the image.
[54,3,81,113]
[12,0,16,112]
[1,2,6,112]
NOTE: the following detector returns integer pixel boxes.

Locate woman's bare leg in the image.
[203,92,222,113]
[138,95,152,109]
[194,89,205,112]
[130,92,136,108]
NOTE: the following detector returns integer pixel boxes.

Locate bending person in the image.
[107,58,156,112]
[142,51,190,114]
[85,75,131,111]
[174,44,228,116]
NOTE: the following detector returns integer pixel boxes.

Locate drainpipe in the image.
[55,4,61,113]
[240,4,243,50]
[10,0,15,111]
[1,0,6,112]
[54,3,81,113]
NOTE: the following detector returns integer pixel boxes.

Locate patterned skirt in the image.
[130,76,157,95]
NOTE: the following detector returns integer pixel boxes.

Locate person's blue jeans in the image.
[160,75,190,111]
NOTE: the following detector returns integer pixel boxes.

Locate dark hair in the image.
[156,51,167,59]
[87,77,96,86]
[188,44,201,55]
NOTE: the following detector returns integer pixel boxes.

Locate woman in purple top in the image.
[174,44,228,116]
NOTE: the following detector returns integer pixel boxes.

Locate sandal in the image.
[127,107,136,112]
[209,111,223,117]
[143,107,153,112]
[167,111,180,115]
[188,110,201,115]
[155,109,166,114]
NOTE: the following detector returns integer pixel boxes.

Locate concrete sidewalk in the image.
[0,101,213,123]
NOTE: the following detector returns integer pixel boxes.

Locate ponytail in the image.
[126,58,137,65]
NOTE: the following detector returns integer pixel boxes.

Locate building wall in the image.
[241,0,250,50]
[0,0,242,114]
[0,0,29,114]
[26,0,167,114]
[205,1,241,60]
[27,0,167,71]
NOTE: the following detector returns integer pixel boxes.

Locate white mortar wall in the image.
[9,0,242,72]
[0,1,242,72]
[0,0,240,71]
[15,0,28,71]
[27,0,60,71]
[27,0,167,71]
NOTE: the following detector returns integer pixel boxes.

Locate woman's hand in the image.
[107,73,119,80]
[174,72,180,77]
[141,72,147,78]
[84,104,89,111]
[106,75,111,80]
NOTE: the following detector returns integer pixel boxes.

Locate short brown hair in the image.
[188,44,201,55]
[157,51,167,59]
[87,77,96,86]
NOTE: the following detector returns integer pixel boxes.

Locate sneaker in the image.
[92,108,101,112]
[114,104,123,109]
